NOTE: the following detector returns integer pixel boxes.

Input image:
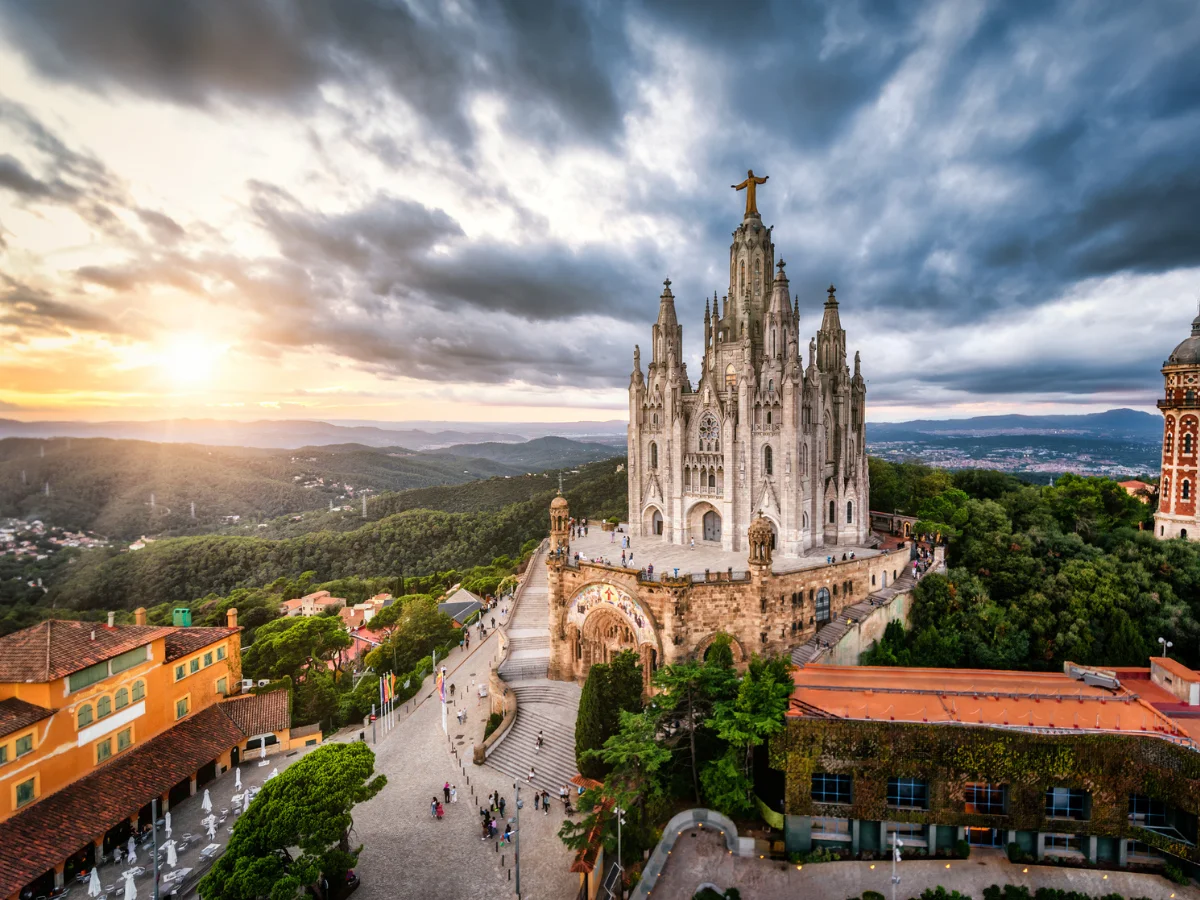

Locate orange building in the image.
[0,609,262,899]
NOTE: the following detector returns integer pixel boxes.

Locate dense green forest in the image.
[0,436,620,539]
[33,457,625,611]
[864,465,1200,670]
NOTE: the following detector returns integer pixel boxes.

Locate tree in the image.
[242,615,352,683]
[702,655,792,816]
[199,742,385,900]
[365,597,459,676]
[652,643,737,802]
[574,650,644,779]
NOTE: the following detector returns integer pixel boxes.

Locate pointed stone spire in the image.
[820,284,843,333]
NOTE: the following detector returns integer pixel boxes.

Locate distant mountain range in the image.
[0,435,621,539]
[868,408,1161,443]
[0,417,627,450]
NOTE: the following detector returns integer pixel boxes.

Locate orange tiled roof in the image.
[788,664,1192,741]
[0,703,246,896]
[163,626,238,661]
[221,689,291,736]
[1150,656,1200,684]
[0,620,176,683]
[0,697,54,739]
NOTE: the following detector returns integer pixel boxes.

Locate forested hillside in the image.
[864,460,1199,670]
[41,457,627,609]
[0,437,618,539]
[427,435,618,468]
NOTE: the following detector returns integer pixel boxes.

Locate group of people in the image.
[825,552,858,564]
[569,516,589,539]
[429,781,459,820]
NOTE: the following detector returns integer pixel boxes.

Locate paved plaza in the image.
[351,622,577,900]
[647,828,1197,900]
[571,526,879,578]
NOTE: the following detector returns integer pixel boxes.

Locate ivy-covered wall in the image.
[769,718,1200,862]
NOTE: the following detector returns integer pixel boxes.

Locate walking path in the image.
[489,547,582,796]
[651,829,1196,900]
[352,584,578,900]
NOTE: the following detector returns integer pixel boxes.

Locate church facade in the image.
[626,178,870,554]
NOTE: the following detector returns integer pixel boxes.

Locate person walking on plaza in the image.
[527,765,535,782]
[690,537,695,550]
[431,797,438,817]
[536,730,543,751]
[443,782,451,803]
[499,795,506,818]
[435,801,444,820]
[532,791,539,811]
[451,785,457,803]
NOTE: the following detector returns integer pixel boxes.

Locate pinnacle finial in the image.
[557,472,564,494]
[827,284,836,299]
[777,259,786,273]
[663,278,672,290]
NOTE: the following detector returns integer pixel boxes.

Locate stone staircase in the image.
[791,571,918,666]
[484,680,581,795]
[487,545,582,793]
[499,555,550,681]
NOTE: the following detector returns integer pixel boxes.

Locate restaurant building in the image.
[0,608,286,899]
[771,659,1200,871]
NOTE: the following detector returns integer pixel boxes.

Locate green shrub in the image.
[483,712,503,739]
[955,839,971,859]
[1006,843,1032,864]
[1163,863,1189,885]
[864,891,886,900]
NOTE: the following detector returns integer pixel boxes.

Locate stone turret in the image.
[549,491,570,556]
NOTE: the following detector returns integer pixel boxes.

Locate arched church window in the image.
[652,413,657,427]
[754,257,762,296]
[708,472,716,489]
[650,442,658,469]
[739,261,745,296]
[1166,430,1174,453]
[1186,433,1194,455]
[725,364,737,390]
[1184,480,1192,501]
[846,501,853,524]
[1189,389,1196,403]
[766,411,772,425]
[829,499,836,524]
[699,415,718,451]
[764,446,773,476]
[771,328,776,357]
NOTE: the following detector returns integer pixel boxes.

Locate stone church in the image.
[544,176,913,691]
[1155,309,1200,541]
[627,173,870,555]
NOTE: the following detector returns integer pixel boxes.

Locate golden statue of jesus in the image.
[732,169,768,217]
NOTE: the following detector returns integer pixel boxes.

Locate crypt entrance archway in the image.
[686,500,722,546]
[566,581,663,693]
[643,504,665,536]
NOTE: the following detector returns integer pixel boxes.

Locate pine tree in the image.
[575,661,610,778]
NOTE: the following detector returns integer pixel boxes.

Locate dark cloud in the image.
[0,154,55,197]
[136,208,185,243]
[0,276,131,338]
[0,0,628,154]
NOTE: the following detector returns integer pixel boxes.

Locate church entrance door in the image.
[703,510,722,542]
[652,509,664,535]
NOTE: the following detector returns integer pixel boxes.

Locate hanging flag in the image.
[436,668,445,703]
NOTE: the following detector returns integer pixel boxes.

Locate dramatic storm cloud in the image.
[0,0,1197,422]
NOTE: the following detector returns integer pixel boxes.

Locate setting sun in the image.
[160,333,227,386]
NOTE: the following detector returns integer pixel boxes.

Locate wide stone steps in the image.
[498,660,550,680]
[791,571,919,666]
[486,705,580,795]
[508,635,550,652]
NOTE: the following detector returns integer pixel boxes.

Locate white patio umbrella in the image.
[164,811,172,839]
[201,789,212,813]
[204,815,218,840]
[87,867,101,898]
[126,836,135,858]
[165,840,177,868]
[126,839,137,866]
[234,767,242,790]
[122,871,137,900]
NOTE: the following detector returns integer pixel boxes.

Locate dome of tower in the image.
[1168,314,1200,365]
[550,493,569,509]
[748,513,773,541]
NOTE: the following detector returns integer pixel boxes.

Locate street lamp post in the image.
[1159,637,1174,658]
[151,797,160,900]
[890,837,903,900]
[614,806,627,900]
